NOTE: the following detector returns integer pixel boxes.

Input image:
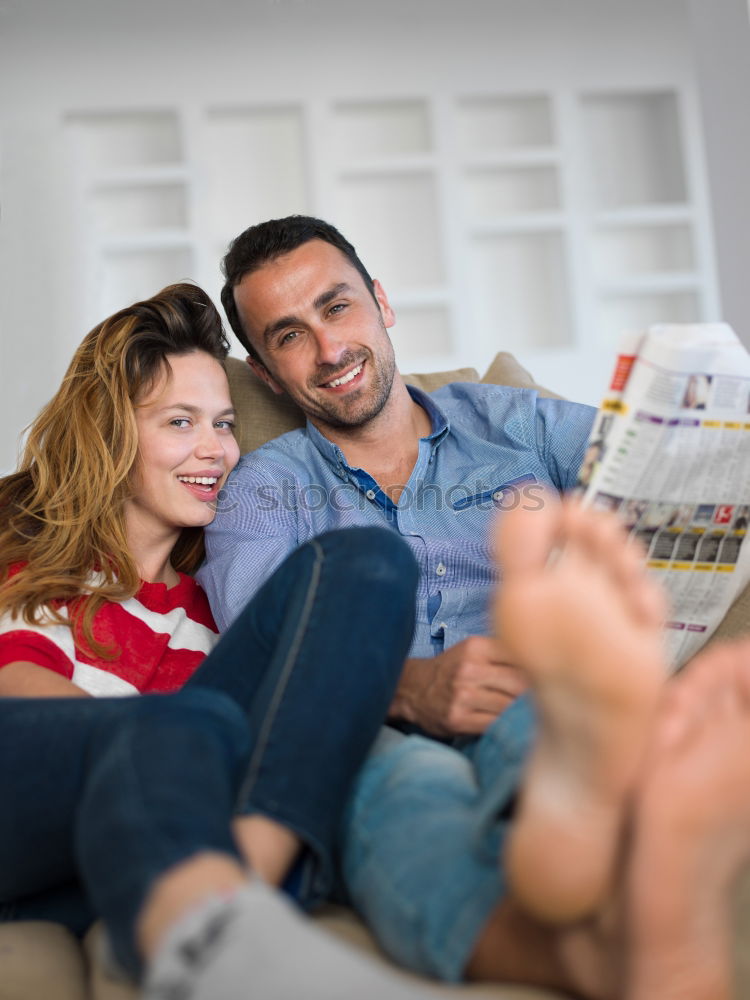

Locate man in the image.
[199,215,596,738]
[200,218,750,997]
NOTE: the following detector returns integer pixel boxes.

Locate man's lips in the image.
[320,361,365,391]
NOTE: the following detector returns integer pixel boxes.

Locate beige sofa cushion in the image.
[0,922,88,1000]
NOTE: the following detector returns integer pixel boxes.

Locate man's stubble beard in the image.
[272,329,398,431]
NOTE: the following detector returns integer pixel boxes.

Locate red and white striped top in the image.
[0,571,219,697]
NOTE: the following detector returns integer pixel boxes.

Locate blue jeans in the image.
[340,696,536,982]
[0,527,417,977]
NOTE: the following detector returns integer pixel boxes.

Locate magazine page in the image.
[577,323,750,669]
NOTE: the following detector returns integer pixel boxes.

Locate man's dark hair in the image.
[220,215,376,360]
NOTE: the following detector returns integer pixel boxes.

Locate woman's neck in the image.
[126,521,181,586]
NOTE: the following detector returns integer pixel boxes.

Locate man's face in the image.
[233,239,397,432]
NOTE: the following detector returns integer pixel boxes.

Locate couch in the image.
[3,352,749,1000]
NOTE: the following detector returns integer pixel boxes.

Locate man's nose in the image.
[312,325,348,367]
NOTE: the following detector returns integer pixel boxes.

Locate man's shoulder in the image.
[234,427,317,476]
[424,380,595,454]
[430,380,593,419]
[428,380,536,407]
[427,380,543,426]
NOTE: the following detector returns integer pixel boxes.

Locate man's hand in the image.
[388,636,529,738]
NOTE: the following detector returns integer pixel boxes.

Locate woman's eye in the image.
[170,418,191,428]
[215,420,236,431]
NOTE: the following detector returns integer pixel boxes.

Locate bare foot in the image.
[495,495,668,923]
[626,638,750,1000]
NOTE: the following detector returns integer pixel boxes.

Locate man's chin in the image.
[310,393,390,430]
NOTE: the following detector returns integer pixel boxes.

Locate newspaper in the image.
[576,323,750,669]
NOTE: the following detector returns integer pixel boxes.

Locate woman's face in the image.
[125,351,240,546]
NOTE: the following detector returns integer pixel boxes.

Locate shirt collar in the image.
[304,383,450,475]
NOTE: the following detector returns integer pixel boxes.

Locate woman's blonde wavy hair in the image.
[0,282,231,656]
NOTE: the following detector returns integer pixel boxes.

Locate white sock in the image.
[143,879,439,1000]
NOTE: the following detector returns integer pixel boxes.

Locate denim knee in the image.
[314,527,417,585]
[122,688,251,763]
[342,730,506,981]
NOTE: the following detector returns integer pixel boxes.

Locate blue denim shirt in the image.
[199,383,595,656]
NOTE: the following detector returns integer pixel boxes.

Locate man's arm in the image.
[535,396,597,491]
[389,636,529,737]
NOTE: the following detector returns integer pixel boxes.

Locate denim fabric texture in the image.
[0,527,417,978]
[340,697,536,981]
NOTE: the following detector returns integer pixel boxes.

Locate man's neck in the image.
[311,377,432,502]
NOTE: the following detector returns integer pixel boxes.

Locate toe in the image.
[495,489,562,577]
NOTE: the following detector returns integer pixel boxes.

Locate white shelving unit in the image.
[455,93,573,360]
[63,86,718,380]
[579,89,707,350]
[65,109,196,321]
[326,98,451,371]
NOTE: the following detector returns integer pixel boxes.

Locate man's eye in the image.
[280,330,299,346]
[329,303,346,315]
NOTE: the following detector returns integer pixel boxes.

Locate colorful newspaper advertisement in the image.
[577,323,750,669]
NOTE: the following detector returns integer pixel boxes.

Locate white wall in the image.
[0,0,738,472]
[688,0,750,343]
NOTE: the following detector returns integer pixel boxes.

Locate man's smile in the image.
[320,360,366,391]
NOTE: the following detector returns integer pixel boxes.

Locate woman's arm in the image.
[0,661,91,697]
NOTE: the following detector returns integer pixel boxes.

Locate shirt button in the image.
[436,562,446,576]
[366,489,376,500]
[439,621,447,630]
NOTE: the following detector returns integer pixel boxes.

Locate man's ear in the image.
[372,279,396,329]
[245,355,284,395]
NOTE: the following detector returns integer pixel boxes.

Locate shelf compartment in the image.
[596,291,702,348]
[592,224,695,280]
[469,214,566,236]
[66,110,183,170]
[204,106,308,242]
[593,205,693,228]
[580,90,687,210]
[99,230,194,252]
[461,149,560,170]
[597,272,700,296]
[456,94,555,152]
[463,164,561,217]
[90,166,190,189]
[332,99,432,158]
[391,305,454,368]
[90,184,188,235]
[467,231,573,353]
[98,247,195,319]
[334,172,444,291]
[338,154,436,176]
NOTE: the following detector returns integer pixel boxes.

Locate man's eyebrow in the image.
[262,283,353,344]
[313,282,351,311]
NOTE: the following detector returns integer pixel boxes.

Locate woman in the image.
[0,283,426,999]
